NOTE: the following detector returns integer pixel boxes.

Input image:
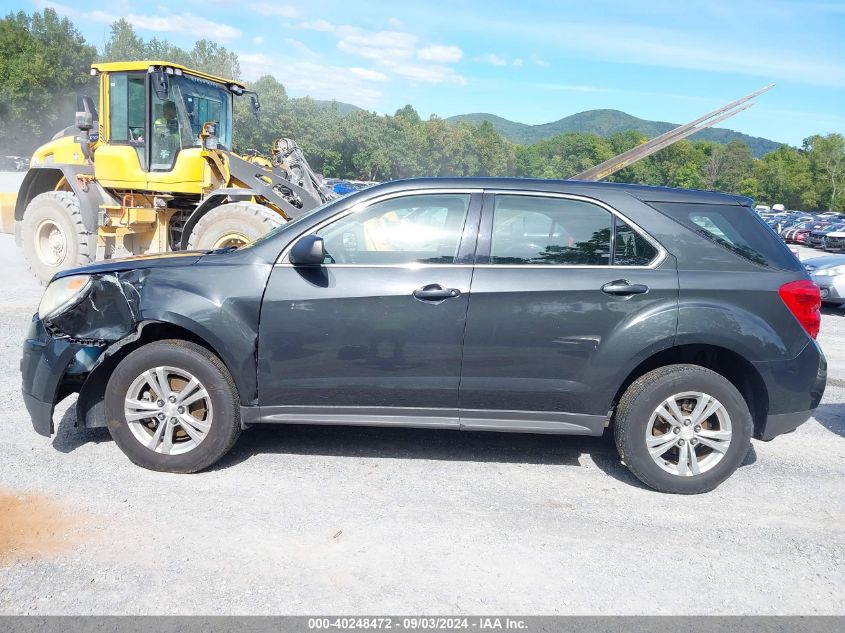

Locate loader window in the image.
[108,73,146,144]
[108,72,147,168]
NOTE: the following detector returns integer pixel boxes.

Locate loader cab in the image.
[93,61,238,193]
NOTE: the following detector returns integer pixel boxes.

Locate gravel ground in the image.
[0,233,843,616]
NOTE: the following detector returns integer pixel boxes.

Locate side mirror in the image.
[75,111,94,160]
[250,94,261,120]
[75,111,93,131]
[152,71,169,100]
[289,235,325,266]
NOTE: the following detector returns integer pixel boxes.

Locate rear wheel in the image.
[21,191,95,284]
[187,202,284,250]
[614,364,753,494]
[104,340,241,473]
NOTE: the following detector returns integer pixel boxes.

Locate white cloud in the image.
[348,67,389,82]
[531,55,551,67]
[285,38,320,58]
[539,83,611,93]
[129,13,242,42]
[249,3,299,18]
[38,1,242,42]
[338,30,419,61]
[299,19,336,32]
[294,21,467,86]
[253,35,264,45]
[239,53,384,106]
[478,16,845,87]
[387,63,467,85]
[511,57,524,67]
[417,45,463,63]
[386,17,403,28]
[475,53,507,66]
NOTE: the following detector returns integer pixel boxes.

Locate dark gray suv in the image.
[21,178,826,493]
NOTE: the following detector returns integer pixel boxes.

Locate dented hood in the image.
[53,251,208,281]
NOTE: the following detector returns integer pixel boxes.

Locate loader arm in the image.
[571,84,774,182]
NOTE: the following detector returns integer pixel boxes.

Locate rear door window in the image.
[487,194,660,266]
[490,195,612,265]
[649,202,802,271]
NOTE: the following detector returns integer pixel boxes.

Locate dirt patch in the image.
[0,491,78,565]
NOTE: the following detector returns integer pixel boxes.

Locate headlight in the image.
[38,275,93,320]
[813,265,845,277]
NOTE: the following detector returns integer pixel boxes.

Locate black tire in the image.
[613,364,753,494]
[187,202,284,250]
[104,340,241,473]
[21,191,95,284]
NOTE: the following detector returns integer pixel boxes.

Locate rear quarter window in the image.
[648,202,803,271]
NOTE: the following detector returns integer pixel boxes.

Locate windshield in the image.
[170,74,234,150]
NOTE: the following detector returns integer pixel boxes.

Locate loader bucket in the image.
[0,192,16,235]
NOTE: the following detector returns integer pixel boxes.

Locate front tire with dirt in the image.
[21,191,95,284]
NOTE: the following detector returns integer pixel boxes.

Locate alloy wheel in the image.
[645,391,732,477]
[124,366,213,455]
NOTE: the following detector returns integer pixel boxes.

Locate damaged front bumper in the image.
[21,317,106,436]
[21,272,143,437]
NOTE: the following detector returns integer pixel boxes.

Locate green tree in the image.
[101,22,240,80]
[754,145,815,209]
[233,74,288,154]
[805,134,845,211]
[101,18,145,60]
[189,39,240,80]
[0,8,96,155]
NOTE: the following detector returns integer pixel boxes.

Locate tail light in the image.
[779,280,821,339]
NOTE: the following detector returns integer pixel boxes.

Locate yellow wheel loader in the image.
[11,61,336,283]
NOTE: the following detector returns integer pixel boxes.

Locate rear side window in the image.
[615,218,659,266]
[490,195,612,265]
[650,202,801,270]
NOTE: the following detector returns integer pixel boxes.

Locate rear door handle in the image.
[413,284,462,301]
[601,280,649,296]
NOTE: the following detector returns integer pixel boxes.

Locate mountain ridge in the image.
[445,109,782,157]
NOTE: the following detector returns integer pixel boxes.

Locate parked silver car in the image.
[805,255,845,305]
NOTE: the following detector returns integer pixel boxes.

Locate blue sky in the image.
[17,0,845,145]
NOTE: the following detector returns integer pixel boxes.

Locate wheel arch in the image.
[16,166,109,233]
[611,344,769,438]
[77,320,244,430]
[15,168,66,220]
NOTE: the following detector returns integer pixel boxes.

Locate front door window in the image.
[316,194,471,265]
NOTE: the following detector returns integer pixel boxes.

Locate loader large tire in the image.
[21,191,95,284]
[187,202,285,250]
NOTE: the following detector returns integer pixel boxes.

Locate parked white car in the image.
[805,256,845,305]
[823,229,845,252]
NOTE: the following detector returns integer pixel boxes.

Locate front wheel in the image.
[613,364,752,494]
[104,340,241,473]
[21,191,95,284]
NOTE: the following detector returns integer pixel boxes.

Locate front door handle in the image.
[413,284,462,302]
[601,280,649,296]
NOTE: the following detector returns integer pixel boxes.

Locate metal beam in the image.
[571,84,774,181]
